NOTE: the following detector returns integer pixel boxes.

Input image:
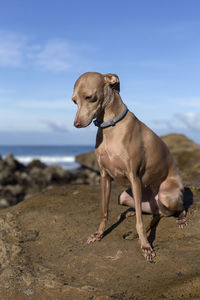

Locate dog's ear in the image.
[103,73,120,92]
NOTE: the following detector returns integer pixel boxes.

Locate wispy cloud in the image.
[29,40,72,72]
[151,119,176,131]
[150,112,200,144]
[42,120,69,133]
[0,30,80,72]
[176,112,200,132]
[0,31,27,67]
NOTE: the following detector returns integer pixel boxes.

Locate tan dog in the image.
[72,72,186,261]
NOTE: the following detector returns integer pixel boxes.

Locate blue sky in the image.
[0,0,200,145]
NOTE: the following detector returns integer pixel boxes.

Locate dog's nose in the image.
[74,119,82,128]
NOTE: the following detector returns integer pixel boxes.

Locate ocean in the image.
[0,145,94,170]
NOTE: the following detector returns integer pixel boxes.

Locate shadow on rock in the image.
[183,187,193,212]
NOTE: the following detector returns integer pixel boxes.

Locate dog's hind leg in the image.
[157,176,187,228]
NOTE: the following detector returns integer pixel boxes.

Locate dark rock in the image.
[71,167,100,185]
[0,168,18,185]
[4,154,25,171]
[14,171,33,186]
[29,167,48,187]
[2,184,25,205]
[43,165,71,184]
[26,159,46,171]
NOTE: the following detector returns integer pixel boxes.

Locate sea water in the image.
[0,145,94,170]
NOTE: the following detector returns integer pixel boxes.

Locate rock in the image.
[161,134,200,182]
[0,198,9,208]
[0,168,18,186]
[29,167,48,188]
[71,167,100,185]
[76,151,99,172]
[43,165,71,184]
[26,159,46,171]
[75,151,100,185]
[4,154,25,171]
[0,182,199,299]
[14,171,33,186]
[0,154,73,207]
[161,133,200,152]
[3,184,25,205]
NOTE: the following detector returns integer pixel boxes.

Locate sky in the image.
[0,0,200,145]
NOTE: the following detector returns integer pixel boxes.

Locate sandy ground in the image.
[0,180,199,300]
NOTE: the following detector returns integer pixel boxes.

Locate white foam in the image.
[15,156,75,164]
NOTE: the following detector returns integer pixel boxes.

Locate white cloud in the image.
[0,30,78,72]
[0,31,27,67]
[30,40,72,72]
[149,113,200,144]
[176,112,200,132]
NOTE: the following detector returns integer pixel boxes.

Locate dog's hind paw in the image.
[176,210,187,229]
[87,232,103,244]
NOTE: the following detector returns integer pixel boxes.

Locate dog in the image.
[72,72,186,261]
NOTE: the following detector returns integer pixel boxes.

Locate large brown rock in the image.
[76,151,99,172]
[161,134,200,171]
[0,180,199,299]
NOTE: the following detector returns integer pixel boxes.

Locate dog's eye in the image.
[90,96,97,102]
[85,95,92,100]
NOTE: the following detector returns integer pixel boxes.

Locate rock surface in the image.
[0,133,199,299]
[0,183,199,299]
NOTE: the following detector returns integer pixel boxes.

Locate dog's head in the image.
[72,72,120,128]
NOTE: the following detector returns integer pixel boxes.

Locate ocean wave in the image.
[15,156,75,164]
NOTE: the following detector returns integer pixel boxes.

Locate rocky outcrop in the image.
[0,154,100,208]
[0,155,73,207]
[0,180,199,299]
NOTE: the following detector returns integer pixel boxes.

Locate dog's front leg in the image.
[130,174,155,261]
[87,171,111,244]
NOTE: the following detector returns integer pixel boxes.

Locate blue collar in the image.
[93,105,128,128]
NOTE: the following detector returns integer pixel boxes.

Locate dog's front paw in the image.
[141,245,156,261]
[87,232,103,244]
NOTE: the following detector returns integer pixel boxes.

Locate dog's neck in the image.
[98,91,126,124]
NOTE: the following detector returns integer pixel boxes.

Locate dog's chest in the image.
[96,144,129,185]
